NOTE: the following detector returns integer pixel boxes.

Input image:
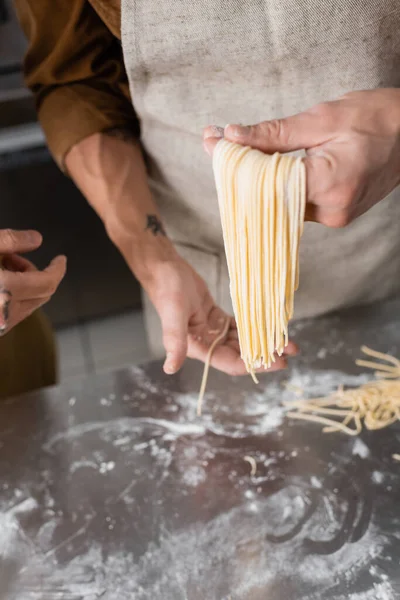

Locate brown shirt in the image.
[14,0,137,168]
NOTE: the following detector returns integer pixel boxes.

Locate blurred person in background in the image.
[13,1,400,379]
[0,228,66,398]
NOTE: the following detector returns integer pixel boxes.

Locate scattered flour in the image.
[99,461,116,474]
[6,497,38,517]
[353,438,370,459]
[15,492,392,600]
[0,365,395,599]
[372,472,385,485]
[181,465,207,487]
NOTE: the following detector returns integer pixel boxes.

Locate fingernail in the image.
[284,346,299,357]
[28,231,42,244]
[54,255,67,264]
[164,355,175,375]
[204,126,224,140]
[225,124,250,138]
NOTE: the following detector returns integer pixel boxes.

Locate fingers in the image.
[207,344,288,376]
[190,327,298,377]
[0,229,42,255]
[208,342,297,376]
[203,126,224,156]
[204,101,336,157]
[2,254,37,273]
[0,255,65,335]
[283,340,298,357]
[2,255,67,299]
[223,109,333,154]
[159,302,189,375]
[43,254,67,281]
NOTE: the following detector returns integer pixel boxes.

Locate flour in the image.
[353,438,370,459]
[174,368,372,440]
[180,465,207,487]
[15,492,392,600]
[99,461,116,474]
[372,471,385,485]
[0,365,394,599]
[6,497,38,517]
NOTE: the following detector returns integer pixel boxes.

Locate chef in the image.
[14,0,400,379]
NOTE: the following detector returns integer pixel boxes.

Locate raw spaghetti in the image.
[213,140,306,379]
[285,346,400,435]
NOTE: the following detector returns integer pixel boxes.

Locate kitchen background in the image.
[0,0,152,382]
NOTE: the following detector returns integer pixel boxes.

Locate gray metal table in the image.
[2,298,400,599]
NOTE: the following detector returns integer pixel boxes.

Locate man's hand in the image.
[66,131,297,375]
[0,229,66,334]
[204,88,400,228]
[142,256,297,375]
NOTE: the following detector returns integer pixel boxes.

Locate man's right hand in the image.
[0,229,66,334]
[138,253,297,376]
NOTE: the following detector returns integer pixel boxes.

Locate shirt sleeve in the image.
[14,0,140,170]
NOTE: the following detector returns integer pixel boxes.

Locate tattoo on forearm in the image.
[0,287,12,334]
[145,214,166,236]
[104,127,138,145]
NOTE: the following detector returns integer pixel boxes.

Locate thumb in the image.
[224,110,332,154]
[159,301,189,374]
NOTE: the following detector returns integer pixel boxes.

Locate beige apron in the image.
[121,0,400,356]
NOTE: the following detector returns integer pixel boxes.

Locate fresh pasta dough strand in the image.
[213,141,306,373]
[355,359,399,374]
[197,317,231,417]
[265,153,280,367]
[286,410,361,436]
[360,345,400,367]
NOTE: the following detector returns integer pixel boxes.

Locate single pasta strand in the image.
[286,411,360,435]
[197,317,231,417]
[375,371,400,379]
[265,153,279,367]
[360,345,400,367]
[355,359,399,374]
[323,410,357,433]
[295,406,351,417]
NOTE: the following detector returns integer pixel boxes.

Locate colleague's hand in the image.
[0,229,66,334]
[204,88,400,228]
[140,254,297,375]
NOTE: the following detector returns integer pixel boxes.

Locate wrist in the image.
[107,211,179,284]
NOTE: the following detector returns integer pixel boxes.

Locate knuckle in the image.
[1,228,16,250]
[309,101,332,120]
[321,212,350,228]
[48,282,58,296]
[260,119,287,143]
[0,271,10,291]
[43,276,58,296]
[308,102,336,130]
[163,337,185,354]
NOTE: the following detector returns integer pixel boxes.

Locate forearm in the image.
[65,130,178,283]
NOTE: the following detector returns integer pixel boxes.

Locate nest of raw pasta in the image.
[285,346,400,436]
